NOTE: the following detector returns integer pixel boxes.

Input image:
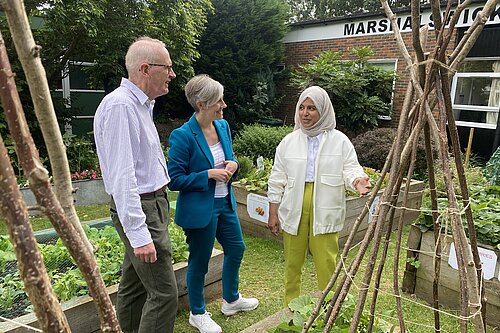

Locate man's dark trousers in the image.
[111,190,178,333]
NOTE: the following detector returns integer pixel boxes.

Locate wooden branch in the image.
[0,139,70,333]
[0,30,122,333]
[425,123,442,333]
[449,0,499,70]
[389,148,419,333]
[434,72,471,333]
[0,0,93,254]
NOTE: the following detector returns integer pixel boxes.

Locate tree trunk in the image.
[0,0,93,255]
[0,139,70,332]
[0,28,122,333]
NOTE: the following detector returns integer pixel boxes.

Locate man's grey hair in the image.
[185,74,224,111]
[125,36,166,75]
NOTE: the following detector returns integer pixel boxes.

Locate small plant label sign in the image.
[448,242,497,280]
[247,193,269,223]
[368,195,380,224]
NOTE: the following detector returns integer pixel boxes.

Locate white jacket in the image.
[267,129,366,236]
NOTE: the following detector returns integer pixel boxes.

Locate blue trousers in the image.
[184,195,245,314]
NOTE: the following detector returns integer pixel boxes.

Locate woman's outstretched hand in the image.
[354,176,371,196]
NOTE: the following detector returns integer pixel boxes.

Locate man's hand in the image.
[134,242,157,263]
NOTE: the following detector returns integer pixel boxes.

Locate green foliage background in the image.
[233,124,293,162]
[485,145,500,186]
[194,0,289,127]
[291,47,396,136]
[286,0,412,22]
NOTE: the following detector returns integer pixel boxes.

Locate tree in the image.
[193,0,289,127]
[1,0,212,133]
[286,0,414,22]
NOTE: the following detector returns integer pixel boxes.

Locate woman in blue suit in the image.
[168,74,258,333]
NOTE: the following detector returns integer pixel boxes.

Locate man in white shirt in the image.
[94,36,177,333]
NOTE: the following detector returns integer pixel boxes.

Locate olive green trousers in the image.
[283,182,339,307]
[111,191,178,333]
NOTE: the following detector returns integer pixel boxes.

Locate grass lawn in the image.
[1,204,497,332]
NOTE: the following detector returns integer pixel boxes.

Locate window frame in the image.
[451,57,500,130]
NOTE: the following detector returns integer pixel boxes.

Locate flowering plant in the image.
[71,166,102,181]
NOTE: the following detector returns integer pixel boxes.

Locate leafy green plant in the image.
[406,257,421,269]
[0,235,16,271]
[39,240,75,272]
[485,146,500,186]
[417,183,500,249]
[269,293,391,333]
[291,47,396,136]
[233,124,293,163]
[0,222,189,317]
[238,158,274,192]
[0,272,25,310]
[63,133,99,173]
[235,155,254,181]
[51,269,88,302]
[168,219,189,264]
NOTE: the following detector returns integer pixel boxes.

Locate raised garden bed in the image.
[0,248,223,333]
[233,180,424,248]
[403,225,500,329]
[20,178,110,216]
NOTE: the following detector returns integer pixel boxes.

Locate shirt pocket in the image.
[317,174,344,209]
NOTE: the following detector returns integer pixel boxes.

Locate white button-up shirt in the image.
[94,78,169,248]
[306,133,322,182]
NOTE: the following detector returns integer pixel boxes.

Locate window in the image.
[451,58,500,129]
[56,61,105,135]
[369,59,398,120]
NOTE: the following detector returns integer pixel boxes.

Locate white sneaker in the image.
[189,311,222,333]
[221,294,259,316]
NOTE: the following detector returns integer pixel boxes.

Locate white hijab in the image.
[293,86,336,137]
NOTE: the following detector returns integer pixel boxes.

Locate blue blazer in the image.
[167,114,238,229]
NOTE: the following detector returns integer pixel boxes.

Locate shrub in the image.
[233,124,293,163]
[63,133,99,173]
[290,47,395,135]
[484,146,500,186]
[235,155,254,181]
[352,127,433,180]
[353,128,395,172]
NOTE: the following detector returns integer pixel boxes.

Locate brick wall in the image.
[277,29,457,130]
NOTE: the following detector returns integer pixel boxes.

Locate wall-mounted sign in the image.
[284,3,500,42]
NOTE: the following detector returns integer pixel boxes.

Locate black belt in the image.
[139,185,167,199]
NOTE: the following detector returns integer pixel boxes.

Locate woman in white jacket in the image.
[267,86,371,306]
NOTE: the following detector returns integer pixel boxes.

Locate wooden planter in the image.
[403,226,500,329]
[233,180,423,249]
[0,249,223,333]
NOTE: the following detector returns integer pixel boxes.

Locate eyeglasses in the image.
[148,63,174,72]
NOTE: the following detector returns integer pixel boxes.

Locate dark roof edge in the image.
[289,0,487,27]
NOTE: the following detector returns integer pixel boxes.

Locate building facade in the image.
[278,0,500,158]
